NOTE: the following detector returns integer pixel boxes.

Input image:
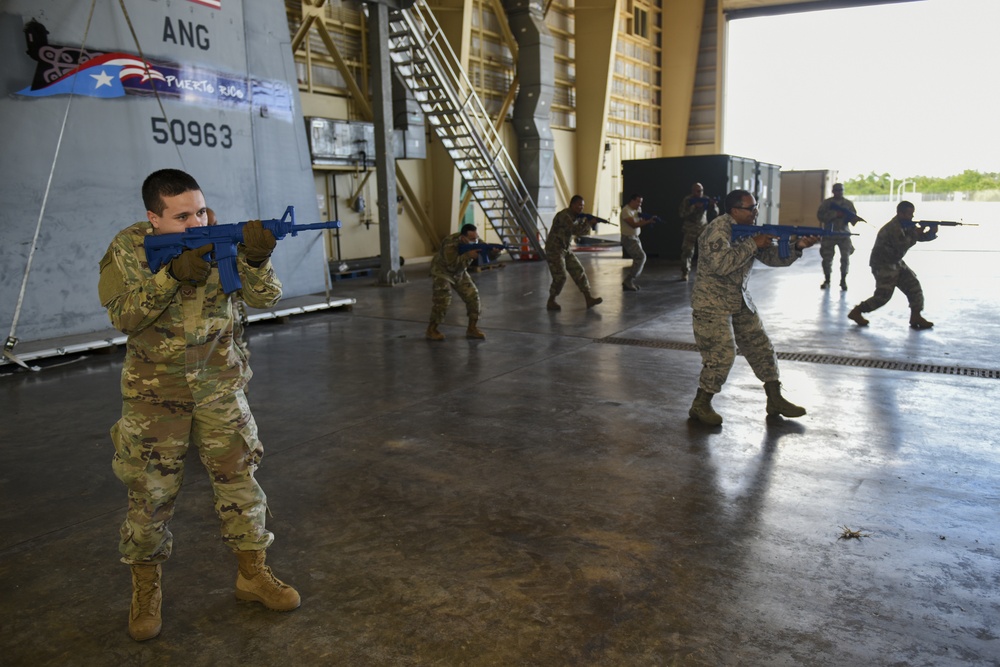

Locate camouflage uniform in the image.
[98,221,282,565]
[546,207,595,297]
[691,213,803,394]
[855,216,931,314]
[816,196,857,278]
[429,232,481,324]
[678,195,716,277]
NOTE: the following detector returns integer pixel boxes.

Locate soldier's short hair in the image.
[725,189,753,214]
[143,169,202,215]
[460,223,477,235]
[897,200,915,214]
[570,195,584,206]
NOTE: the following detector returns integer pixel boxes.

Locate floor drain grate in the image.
[597,337,1000,379]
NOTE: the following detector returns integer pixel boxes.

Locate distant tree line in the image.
[843,170,1000,195]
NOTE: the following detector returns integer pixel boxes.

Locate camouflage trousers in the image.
[680,223,705,275]
[856,263,924,313]
[819,236,855,277]
[621,236,646,281]
[547,248,591,297]
[692,304,780,394]
[111,389,273,564]
[430,271,481,325]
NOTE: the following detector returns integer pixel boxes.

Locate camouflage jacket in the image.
[816,196,857,232]
[430,232,474,279]
[98,221,282,405]
[691,213,802,314]
[869,216,931,269]
[545,208,593,253]
[678,196,712,227]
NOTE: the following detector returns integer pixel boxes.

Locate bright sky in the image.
[723,0,1000,181]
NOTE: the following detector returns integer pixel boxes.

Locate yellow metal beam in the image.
[307,17,438,249]
[573,0,621,212]
[660,0,705,156]
[314,21,374,120]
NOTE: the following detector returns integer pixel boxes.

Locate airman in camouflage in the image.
[98,169,299,642]
[678,182,718,281]
[848,200,935,330]
[545,195,602,311]
[688,189,819,426]
[816,183,860,290]
[426,224,492,341]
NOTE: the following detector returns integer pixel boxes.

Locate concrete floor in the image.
[2,233,999,666]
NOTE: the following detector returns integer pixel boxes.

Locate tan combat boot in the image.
[546,296,561,311]
[764,381,806,418]
[848,306,869,327]
[128,563,162,641]
[909,310,934,330]
[584,292,603,309]
[234,550,301,612]
[688,388,723,426]
[466,317,486,340]
[425,323,445,341]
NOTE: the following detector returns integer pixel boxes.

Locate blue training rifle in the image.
[145,205,341,294]
[731,224,855,260]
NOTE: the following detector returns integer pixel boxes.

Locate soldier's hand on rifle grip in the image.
[169,243,214,285]
[796,235,821,249]
[242,220,276,265]
[753,234,775,249]
[463,249,482,260]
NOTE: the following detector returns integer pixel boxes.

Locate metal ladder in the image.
[388,0,548,259]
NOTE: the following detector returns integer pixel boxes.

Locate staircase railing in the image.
[387,0,549,259]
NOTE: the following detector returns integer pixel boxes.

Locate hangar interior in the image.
[3,0,998,664]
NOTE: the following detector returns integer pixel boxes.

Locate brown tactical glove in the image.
[168,243,214,285]
[241,219,276,265]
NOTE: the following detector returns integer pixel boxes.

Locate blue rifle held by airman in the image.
[900,219,977,240]
[731,224,855,259]
[690,196,720,210]
[145,205,341,294]
[577,213,610,229]
[828,202,867,225]
[458,242,512,265]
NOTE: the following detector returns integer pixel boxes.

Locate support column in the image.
[368,1,406,285]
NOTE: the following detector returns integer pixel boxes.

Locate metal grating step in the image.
[595,337,1000,379]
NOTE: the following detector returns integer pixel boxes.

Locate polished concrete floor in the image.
[2,229,999,666]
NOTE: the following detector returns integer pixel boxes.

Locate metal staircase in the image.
[387,0,548,260]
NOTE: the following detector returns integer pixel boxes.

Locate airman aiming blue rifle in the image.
[732,224,856,259]
[577,213,610,229]
[145,205,341,294]
[457,242,512,265]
